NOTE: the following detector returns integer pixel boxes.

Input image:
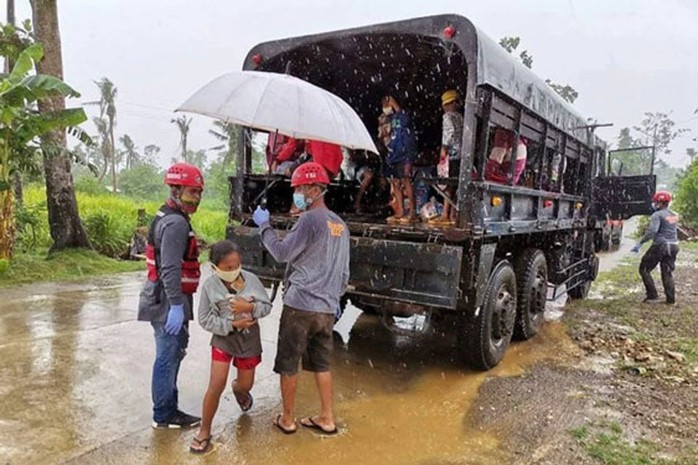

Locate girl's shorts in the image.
[212,347,262,370]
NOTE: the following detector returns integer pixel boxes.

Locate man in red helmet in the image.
[632,191,680,304]
[252,162,349,435]
[138,163,204,428]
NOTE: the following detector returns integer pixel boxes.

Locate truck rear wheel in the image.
[462,260,517,370]
[513,249,547,340]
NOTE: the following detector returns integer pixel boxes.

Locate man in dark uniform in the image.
[138,163,204,428]
[632,191,680,304]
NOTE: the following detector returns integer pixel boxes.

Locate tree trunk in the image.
[110,124,117,194]
[0,140,14,260]
[30,0,91,253]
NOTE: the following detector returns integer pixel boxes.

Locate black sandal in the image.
[189,436,213,454]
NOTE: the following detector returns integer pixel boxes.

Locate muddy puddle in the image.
[0,271,581,465]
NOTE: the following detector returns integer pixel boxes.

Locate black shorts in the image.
[274,305,335,375]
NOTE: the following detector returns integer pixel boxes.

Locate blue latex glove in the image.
[253,206,270,226]
[164,304,184,335]
[631,243,641,254]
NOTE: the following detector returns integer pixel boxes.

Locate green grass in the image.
[571,422,695,465]
[20,185,229,249]
[0,248,144,287]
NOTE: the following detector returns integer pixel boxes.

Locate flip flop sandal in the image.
[235,392,254,412]
[273,414,297,435]
[300,417,338,435]
[189,436,213,455]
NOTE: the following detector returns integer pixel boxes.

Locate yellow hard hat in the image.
[441,90,459,105]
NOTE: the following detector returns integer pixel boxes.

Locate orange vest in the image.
[145,205,201,294]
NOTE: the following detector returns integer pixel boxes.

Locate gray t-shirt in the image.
[260,207,350,314]
[640,208,679,246]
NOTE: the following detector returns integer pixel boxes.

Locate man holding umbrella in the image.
[253,162,350,435]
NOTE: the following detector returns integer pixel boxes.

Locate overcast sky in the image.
[5,0,698,167]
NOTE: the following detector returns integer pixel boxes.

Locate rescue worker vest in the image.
[145,204,201,294]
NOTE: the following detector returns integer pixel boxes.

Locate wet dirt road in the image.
[1,224,641,465]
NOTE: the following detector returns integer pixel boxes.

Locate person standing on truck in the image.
[433,90,464,226]
[381,95,418,224]
[252,162,350,435]
[138,163,204,429]
[631,191,680,305]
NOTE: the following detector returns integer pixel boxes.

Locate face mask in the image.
[179,190,201,214]
[293,192,309,211]
[382,106,394,116]
[212,264,242,283]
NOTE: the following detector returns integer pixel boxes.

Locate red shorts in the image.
[211,347,262,370]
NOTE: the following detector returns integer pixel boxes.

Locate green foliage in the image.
[675,159,698,227]
[118,164,167,200]
[0,248,143,287]
[74,174,107,195]
[82,209,131,258]
[545,79,578,104]
[19,182,228,256]
[14,203,48,250]
[572,421,693,465]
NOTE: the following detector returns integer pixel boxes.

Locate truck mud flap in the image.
[349,237,463,310]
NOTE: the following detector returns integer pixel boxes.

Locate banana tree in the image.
[0,42,88,260]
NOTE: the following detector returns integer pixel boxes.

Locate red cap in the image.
[165,163,204,188]
[291,162,330,187]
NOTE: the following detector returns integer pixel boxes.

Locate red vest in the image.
[145,205,201,294]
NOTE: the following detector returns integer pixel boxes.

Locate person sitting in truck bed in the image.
[484,127,528,185]
[268,134,304,176]
[305,140,343,179]
[342,148,382,213]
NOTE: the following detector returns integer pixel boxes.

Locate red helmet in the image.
[291,162,330,187]
[652,191,672,204]
[165,163,204,188]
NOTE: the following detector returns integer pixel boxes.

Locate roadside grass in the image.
[0,248,143,287]
[21,186,228,247]
[571,422,698,465]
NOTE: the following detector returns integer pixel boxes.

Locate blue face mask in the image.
[293,192,308,211]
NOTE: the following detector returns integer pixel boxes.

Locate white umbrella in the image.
[176,71,378,154]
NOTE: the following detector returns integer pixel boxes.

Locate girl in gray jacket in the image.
[190,240,272,454]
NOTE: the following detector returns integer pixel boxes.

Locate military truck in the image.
[226,14,656,370]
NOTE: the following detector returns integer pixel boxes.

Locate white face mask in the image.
[212,264,242,283]
[382,106,394,116]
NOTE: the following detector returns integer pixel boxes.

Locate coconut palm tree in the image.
[89,77,118,192]
[171,115,192,162]
[120,134,140,170]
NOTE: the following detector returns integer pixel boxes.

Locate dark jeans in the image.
[639,243,679,303]
[151,321,189,422]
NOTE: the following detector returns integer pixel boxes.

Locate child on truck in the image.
[190,240,272,454]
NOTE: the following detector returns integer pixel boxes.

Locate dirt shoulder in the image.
[470,243,698,465]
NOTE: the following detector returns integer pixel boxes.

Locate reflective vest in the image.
[145,204,201,294]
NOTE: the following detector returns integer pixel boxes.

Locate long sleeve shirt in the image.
[197,270,272,357]
[640,208,679,246]
[138,213,193,322]
[259,207,350,314]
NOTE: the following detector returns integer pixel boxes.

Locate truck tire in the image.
[462,260,517,370]
[513,249,547,340]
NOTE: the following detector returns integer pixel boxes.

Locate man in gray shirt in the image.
[253,161,350,435]
[632,191,680,304]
